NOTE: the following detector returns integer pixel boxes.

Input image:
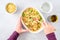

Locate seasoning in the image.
[50,15,58,22]
[6,3,16,13]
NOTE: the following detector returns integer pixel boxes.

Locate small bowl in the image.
[40,1,53,13]
[5,2,17,14]
[50,15,58,22]
[20,7,45,33]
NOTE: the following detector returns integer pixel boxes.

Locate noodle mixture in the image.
[22,8,43,32]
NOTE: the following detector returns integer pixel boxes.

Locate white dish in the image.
[20,7,45,33]
[40,1,53,13]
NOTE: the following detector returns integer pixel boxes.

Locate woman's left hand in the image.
[15,17,28,34]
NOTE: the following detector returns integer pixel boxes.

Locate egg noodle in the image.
[22,8,43,32]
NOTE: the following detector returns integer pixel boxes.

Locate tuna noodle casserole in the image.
[22,7,43,32]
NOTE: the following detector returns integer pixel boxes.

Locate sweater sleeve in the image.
[46,32,57,40]
[8,31,19,40]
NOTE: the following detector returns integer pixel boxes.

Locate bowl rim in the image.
[40,1,53,13]
[20,7,45,33]
[5,2,17,14]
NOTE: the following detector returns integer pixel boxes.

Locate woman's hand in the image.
[43,22,56,35]
[15,17,28,34]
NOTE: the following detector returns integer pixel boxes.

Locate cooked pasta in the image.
[22,7,43,32]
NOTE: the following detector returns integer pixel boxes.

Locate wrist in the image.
[15,29,21,34]
[44,30,54,35]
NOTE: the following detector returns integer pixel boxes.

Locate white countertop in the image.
[0,0,60,40]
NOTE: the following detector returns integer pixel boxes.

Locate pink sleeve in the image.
[8,31,19,40]
[46,32,57,40]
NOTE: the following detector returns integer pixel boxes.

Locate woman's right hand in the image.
[43,22,56,35]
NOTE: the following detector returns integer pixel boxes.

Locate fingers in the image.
[42,21,48,27]
[20,17,22,21]
[47,23,56,31]
[16,17,22,28]
[43,22,56,31]
[50,25,56,31]
[17,16,22,23]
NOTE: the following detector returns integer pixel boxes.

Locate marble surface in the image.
[0,0,60,40]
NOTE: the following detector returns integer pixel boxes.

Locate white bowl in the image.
[40,1,53,13]
[20,7,45,33]
[5,2,17,14]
